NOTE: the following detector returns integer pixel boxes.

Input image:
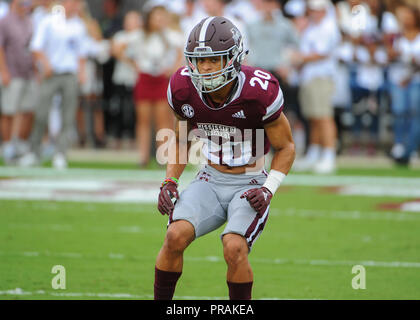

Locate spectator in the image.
[246,0,299,79]
[336,0,370,44]
[125,4,184,166]
[77,0,106,148]
[32,0,53,31]
[200,0,248,50]
[387,3,420,165]
[364,0,400,48]
[348,40,388,155]
[110,10,142,148]
[284,0,308,34]
[98,0,123,147]
[226,0,261,25]
[292,0,341,174]
[0,0,9,19]
[283,0,308,157]
[0,0,35,165]
[19,0,88,169]
[179,0,207,41]
[246,0,304,155]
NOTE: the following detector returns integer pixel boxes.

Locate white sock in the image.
[3,141,16,160]
[305,144,321,162]
[321,147,336,163]
[293,128,306,156]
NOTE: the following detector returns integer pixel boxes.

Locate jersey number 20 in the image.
[249,70,271,91]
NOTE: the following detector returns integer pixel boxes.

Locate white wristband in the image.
[263,170,286,195]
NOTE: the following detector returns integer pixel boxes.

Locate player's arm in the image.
[0,46,10,87]
[165,113,192,180]
[158,112,192,216]
[241,113,295,215]
[264,113,296,177]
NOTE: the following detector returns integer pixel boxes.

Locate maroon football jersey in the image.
[167,65,284,167]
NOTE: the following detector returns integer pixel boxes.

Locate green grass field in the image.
[1,163,420,300]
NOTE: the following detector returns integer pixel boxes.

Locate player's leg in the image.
[156,220,195,272]
[26,77,58,158]
[313,78,337,174]
[222,233,254,300]
[1,79,25,163]
[221,174,270,300]
[56,74,78,159]
[154,220,195,300]
[154,99,174,150]
[295,81,321,171]
[135,100,152,166]
[154,173,226,300]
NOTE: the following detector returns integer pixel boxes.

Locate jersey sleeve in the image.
[167,67,192,119]
[260,77,285,125]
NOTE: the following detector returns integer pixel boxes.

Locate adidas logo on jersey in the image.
[232,110,246,119]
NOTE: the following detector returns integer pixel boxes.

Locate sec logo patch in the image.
[182,104,195,118]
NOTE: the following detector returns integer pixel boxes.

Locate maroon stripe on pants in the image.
[245,214,261,239]
[247,214,269,248]
[168,210,174,224]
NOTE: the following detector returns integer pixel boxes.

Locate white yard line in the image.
[1,167,420,187]
[271,208,420,221]
[2,251,420,269]
[0,288,316,300]
[1,168,420,205]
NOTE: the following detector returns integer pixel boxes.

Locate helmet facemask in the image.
[185,39,245,93]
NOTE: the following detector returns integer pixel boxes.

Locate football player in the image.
[154,16,295,300]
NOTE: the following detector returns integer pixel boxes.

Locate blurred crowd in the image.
[0,0,419,170]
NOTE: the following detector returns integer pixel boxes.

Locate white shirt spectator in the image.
[388,34,420,85]
[127,29,184,77]
[365,11,400,36]
[0,0,9,20]
[32,5,50,32]
[246,9,299,71]
[180,4,207,42]
[355,46,387,91]
[337,2,399,38]
[112,29,142,87]
[336,1,370,37]
[299,15,341,84]
[225,0,261,25]
[284,0,306,18]
[30,13,88,74]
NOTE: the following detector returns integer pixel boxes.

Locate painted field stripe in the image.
[3,178,420,204]
[189,256,420,269]
[0,288,317,300]
[0,167,196,182]
[1,167,420,188]
[3,251,420,269]
[271,208,420,221]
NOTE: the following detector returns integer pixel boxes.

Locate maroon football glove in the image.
[158,181,179,216]
[240,187,273,216]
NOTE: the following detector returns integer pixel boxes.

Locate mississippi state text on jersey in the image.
[167,65,284,167]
